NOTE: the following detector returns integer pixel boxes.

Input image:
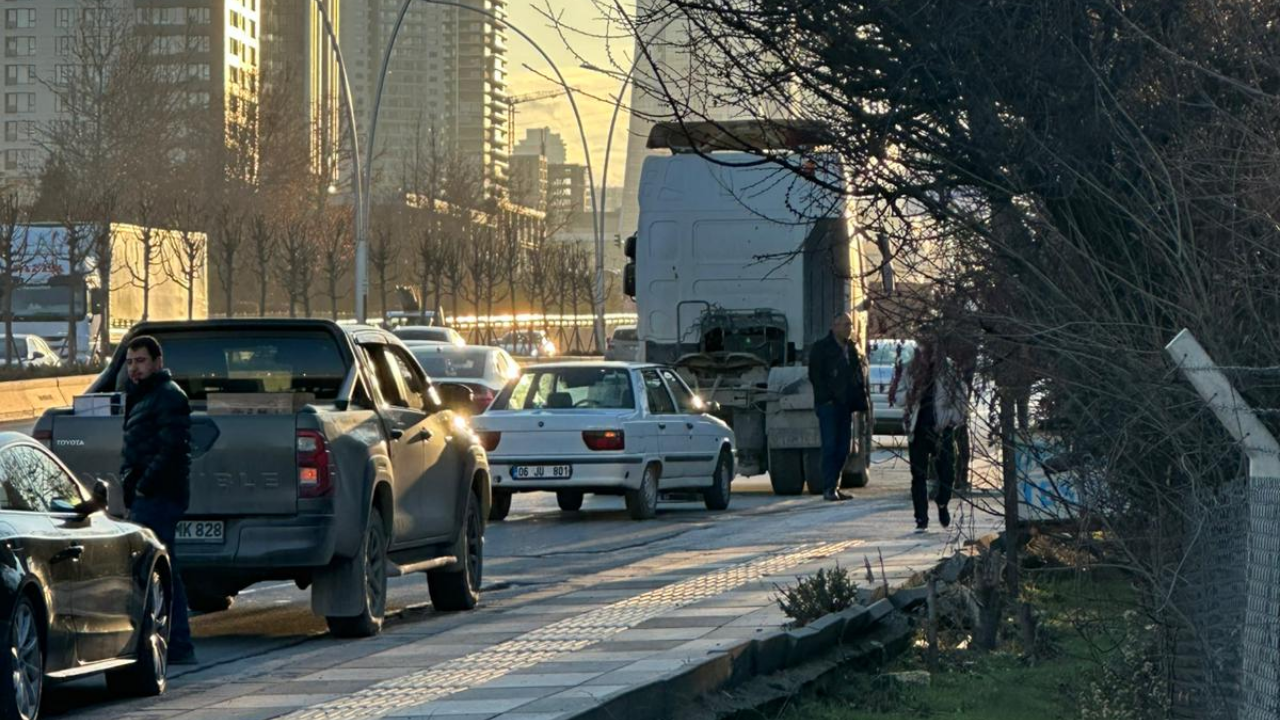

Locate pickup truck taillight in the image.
[296,430,332,498]
[477,431,501,452]
[583,430,625,451]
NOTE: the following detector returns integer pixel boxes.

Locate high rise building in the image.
[1,0,261,193]
[262,0,343,183]
[513,127,566,166]
[341,0,509,199]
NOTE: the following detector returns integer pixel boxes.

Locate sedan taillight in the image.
[297,430,332,498]
[478,431,501,452]
[472,387,496,414]
[583,430,625,451]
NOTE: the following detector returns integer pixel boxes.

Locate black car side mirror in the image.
[436,383,475,414]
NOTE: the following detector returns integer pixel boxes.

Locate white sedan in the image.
[472,362,736,521]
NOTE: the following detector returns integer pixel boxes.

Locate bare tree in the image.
[209,201,245,317]
[55,217,92,362]
[368,217,399,320]
[163,198,208,320]
[248,214,274,316]
[275,217,315,318]
[0,196,36,366]
[125,197,164,321]
[317,209,352,320]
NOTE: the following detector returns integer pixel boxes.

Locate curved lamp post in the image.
[314,0,605,350]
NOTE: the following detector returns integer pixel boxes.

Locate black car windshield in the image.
[113,331,349,400]
[411,348,489,379]
[493,367,634,410]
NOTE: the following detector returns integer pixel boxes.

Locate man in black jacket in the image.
[121,335,196,664]
[807,313,869,501]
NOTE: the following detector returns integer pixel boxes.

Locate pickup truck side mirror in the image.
[436,383,475,414]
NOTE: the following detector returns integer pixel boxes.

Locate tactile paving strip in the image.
[284,539,861,720]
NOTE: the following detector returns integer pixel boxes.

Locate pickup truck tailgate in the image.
[52,413,300,515]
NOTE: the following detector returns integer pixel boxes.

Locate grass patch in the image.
[771,565,1159,720]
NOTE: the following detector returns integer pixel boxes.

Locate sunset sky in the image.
[506,1,637,186]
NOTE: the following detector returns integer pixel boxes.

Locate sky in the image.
[506,1,636,186]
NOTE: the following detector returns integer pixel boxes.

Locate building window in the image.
[4,9,35,30]
[187,7,210,25]
[4,92,34,113]
[56,7,70,28]
[4,37,35,58]
[4,150,35,172]
[3,121,32,143]
[55,64,74,85]
[4,65,34,86]
[56,36,71,56]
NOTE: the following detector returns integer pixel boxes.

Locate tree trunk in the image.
[999,391,1020,600]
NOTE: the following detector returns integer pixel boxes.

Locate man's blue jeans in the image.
[816,402,853,494]
[129,497,193,655]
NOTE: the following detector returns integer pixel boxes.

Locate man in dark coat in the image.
[121,335,196,663]
[807,312,869,501]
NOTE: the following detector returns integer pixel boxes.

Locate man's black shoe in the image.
[823,491,849,502]
[938,504,951,528]
[914,520,928,534]
[836,490,854,500]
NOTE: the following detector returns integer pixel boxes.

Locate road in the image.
[31,436,990,720]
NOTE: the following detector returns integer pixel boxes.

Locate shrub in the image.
[776,564,859,628]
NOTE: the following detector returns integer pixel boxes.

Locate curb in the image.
[567,579,930,720]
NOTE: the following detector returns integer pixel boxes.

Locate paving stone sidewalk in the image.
[62,451,1000,720]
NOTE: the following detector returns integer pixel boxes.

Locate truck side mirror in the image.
[623,263,636,298]
[89,289,105,314]
[624,235,636,260]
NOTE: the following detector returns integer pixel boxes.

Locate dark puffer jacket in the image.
[121,369,192,510]
[808,332,869,412]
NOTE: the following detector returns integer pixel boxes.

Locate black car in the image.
[0,434,171,720]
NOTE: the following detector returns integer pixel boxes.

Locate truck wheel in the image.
[703,450,733,511]
[489,489,512,521]
[768,449,805,495]
[803,449,826,495]
[106,566,169,697]
[427,491,482,611]
[326,507,388,638]
[556,490,584,512]
[625,465,660,520]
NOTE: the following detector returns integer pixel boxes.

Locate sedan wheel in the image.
[703,451,733,511]
[3,595,42,720]
[106,568,170,697]
[625,465,660,520]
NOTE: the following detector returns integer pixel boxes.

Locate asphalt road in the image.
[36,439,922,719]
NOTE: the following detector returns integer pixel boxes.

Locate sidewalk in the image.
[76,449,1000,720]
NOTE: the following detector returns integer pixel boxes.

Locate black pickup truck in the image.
[34,320,490,637]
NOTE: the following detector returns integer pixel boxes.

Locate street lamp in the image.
[312,0,607,348]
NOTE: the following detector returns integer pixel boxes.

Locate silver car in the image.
[868,338,915,435]
[605,325,639,361]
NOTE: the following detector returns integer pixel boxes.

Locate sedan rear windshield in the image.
[110,332,349,400]
[493,367,634,410]
[411,348,489,379]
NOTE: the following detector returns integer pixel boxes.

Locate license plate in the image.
[511,465,573,480]
[176,520,224,543]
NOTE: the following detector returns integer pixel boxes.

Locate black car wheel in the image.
[427,491,483,611]
[556,490,584,512]
[2,594,42,720]
[106,567,170,697]
[326,508,388,638]
[703,450,733,511]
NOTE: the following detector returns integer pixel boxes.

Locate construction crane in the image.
[507,89,567,155]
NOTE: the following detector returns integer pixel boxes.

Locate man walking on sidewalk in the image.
[808,312,869,502]
[121,335,196,664]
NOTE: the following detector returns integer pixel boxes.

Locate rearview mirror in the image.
[436,383,475,414]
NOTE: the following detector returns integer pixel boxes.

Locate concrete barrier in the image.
[0,374,99,422]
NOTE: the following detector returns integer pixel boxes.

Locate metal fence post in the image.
[1166,328,1280,720]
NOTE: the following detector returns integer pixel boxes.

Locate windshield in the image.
[868,340,915,367]
[493,367,634,410]
[395,327,449,342]
[11,285,85,319]
[411,347,490,379]
[112,331,349,400]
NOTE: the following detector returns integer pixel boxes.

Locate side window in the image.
[363,345,407,408]
[642,370,677,414]
[387,347,428,411]
[0,446,82,512]
[661,369,700,414]
[509,372,554,409]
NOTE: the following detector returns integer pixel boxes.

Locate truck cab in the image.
[624,121,881,494]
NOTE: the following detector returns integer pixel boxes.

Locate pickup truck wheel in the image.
[556,490,584,512]
[625,465,659,520]
[489,490,512,522]
[768,449,805,495]
[326,508,388,638]
[427,491,482,611]
[703,450,733,511]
